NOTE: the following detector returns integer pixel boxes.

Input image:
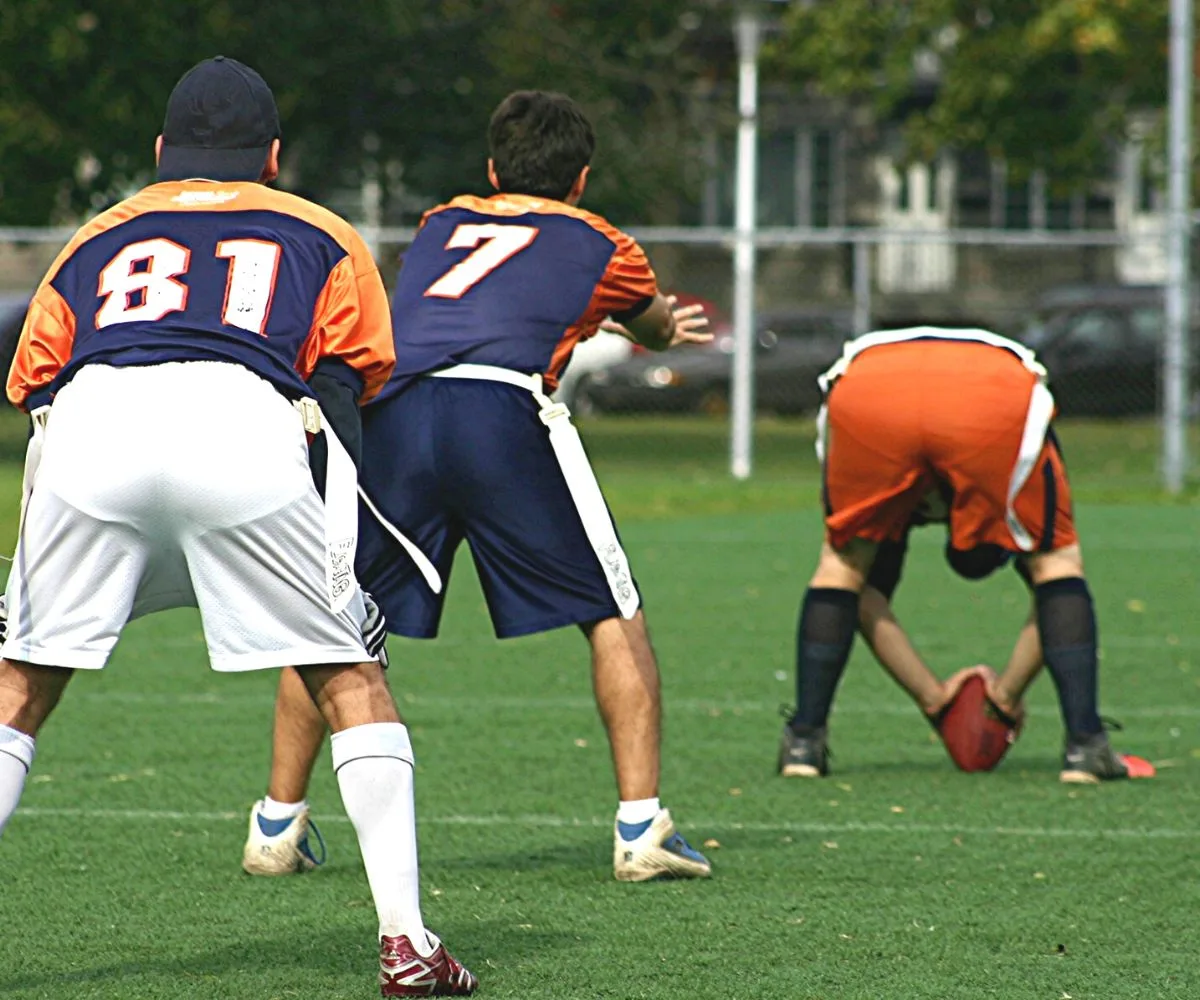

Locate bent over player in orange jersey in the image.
[776,327,1155,783]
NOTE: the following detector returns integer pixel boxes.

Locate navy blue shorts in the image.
[356,378,631,639]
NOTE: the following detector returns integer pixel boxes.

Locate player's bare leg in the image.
[1022,544,1153,782]
[585,613,710,881]
[269,666,327,801]
[779,538,876,778]
[243,666,329,875]
[0,660,73,837]
[298,659,476,996]
[586,613,660,802]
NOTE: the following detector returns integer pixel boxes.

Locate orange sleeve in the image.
[7,282,77,411]
[591,226,659,318]
[296,235,395,403]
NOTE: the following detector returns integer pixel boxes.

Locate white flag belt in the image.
[818,326,1047,395]
[813,330,1056,552]
[294,398,442,612]
[426,364,640,619]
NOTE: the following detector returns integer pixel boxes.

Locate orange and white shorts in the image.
[821,340,1077,554]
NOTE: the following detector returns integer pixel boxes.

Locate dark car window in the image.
[1055,309,1126,355]
[1128,306,1163,348]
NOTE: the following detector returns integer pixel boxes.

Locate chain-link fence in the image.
[0,226,1190,489]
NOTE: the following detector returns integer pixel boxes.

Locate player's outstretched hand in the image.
[600,295,713,350]
[661,294,713,349]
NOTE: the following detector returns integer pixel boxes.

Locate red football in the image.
[936,673,1017,772]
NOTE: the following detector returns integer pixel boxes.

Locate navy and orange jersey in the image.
[9,181,394,412]
[377,193,659,400]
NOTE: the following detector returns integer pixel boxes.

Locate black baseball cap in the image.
[157,56,281,182]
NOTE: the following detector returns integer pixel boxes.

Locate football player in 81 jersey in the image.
[0,57,475,997]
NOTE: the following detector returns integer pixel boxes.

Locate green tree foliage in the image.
[0,0,713,225]
[772,0,1170,186]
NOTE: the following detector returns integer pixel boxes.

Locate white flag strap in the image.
[294,398,442,613]
[427,363,640,619]
[1005,381,1057,553]
[19,406,50,531]
[357,484,442,595]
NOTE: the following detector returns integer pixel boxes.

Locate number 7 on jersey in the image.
[424,223,538,299]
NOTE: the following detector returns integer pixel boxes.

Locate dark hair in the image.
[488,91,595,201]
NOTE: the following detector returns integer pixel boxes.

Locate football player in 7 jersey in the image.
[0,58,475,996]
[244,90,715,883]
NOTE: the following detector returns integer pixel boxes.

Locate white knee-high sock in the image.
[0,724,35,837]
[332,722,430,953]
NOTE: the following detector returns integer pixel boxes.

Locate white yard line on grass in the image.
[12,807,1199,840]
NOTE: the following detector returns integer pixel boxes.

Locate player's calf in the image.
[0,659,74,838]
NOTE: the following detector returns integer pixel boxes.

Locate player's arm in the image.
[857,533,946,716]
[307,357,363,495]
[859,532,980,718]
[590,226,712,352]
[987,560,1041,722]
[7,283,77,412]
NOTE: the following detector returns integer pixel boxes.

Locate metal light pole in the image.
[1164,0,1193,494]
[730,3,762,480]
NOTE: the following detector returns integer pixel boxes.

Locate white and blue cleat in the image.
[241,799,326,876]
[612,808,711,882]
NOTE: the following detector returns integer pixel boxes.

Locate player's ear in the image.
[486,159,500,191]
[154,135,163,165]
[566,165,590,206]
[260,139,281,184]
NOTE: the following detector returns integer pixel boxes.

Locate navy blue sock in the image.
[1035,577,1103,739]
[789,587,859,733]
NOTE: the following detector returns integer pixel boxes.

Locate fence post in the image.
[730,4,761,481]
[852,239,872,335]
[1164,0,1193,494]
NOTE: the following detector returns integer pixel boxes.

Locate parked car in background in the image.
[1018,285,1167,417]
[576,307,852,415]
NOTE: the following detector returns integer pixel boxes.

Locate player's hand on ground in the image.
[926,664,991,719]
[361,591,388,669]
[983,671,1026,732]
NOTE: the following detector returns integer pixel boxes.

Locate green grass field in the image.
[0,417,1197,999]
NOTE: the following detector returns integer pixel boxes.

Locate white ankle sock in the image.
[332,722,432,955]
[0,724,35,837]
[617,796,660,827]
[261,796,306,821]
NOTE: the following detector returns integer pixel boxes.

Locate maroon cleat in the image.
[380,932,478,997]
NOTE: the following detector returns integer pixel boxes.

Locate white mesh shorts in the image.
[2,361,372,672]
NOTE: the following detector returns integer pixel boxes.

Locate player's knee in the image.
[296,661,399,732]
[944,543,1012,581]
[1025,544,1085,586]
[811,538,876,592]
